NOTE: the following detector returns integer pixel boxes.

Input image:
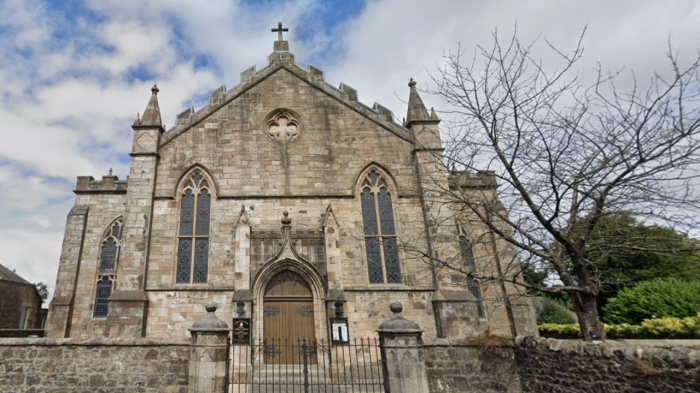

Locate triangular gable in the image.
[160,60,413,147]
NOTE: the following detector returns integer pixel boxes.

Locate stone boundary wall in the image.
[0,337,190,393]
[424,341,521,393]
[515,336,700,393]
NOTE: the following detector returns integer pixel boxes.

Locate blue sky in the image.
[1,0,699,299]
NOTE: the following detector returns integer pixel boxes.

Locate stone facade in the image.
[516,336,700,393]
[45,31,536,347]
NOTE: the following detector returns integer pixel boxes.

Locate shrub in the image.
[603,279,700,324]
[536,297,576,325]
[538,314,700,339]
[538,323,581,338]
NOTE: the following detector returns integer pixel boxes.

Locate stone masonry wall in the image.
[0,281,42,329]
[515,336,700,393]
[424,342,521,393]
[0,337,189,393]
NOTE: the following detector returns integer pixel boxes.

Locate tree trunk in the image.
[570,292,605,341]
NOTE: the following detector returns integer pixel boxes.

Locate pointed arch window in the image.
[459,232,485,318]
[177,171,211,284]
[94,219,122,318]
[360,169,401,284]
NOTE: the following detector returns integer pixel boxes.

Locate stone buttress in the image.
[106,85,164,338]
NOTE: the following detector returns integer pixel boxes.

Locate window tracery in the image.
[459,230,485,318]
[264,109,302,143]
[93,218,122,318]
[360,169,401,284]
[177,171,211,284]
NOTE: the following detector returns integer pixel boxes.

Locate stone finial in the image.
[281,210,292,226]
[405,77,431,126]
[136,84,164,130]
[271,21,290,52]
[189,302,229,332]
[430,107,440,120]
[108,168,113,176]
[378,302,421,332]
[132,112,141,126]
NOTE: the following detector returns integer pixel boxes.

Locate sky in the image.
[1,0,699,300]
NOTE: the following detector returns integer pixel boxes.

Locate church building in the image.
[46,26,536,345]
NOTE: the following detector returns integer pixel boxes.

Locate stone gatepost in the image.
[378,302,430,393]
[188,302,230,393]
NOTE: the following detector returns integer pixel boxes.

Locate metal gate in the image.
[230,338,387,392]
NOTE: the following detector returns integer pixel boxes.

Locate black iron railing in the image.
[230,338,386,392]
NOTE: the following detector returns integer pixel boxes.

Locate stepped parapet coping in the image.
[74,175,128,194]
[160,53,411,146]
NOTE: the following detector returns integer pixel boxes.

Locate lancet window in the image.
[177,171,211,284]
[360,169,401,284]
[93,218,122,318]
[459,231,485,318]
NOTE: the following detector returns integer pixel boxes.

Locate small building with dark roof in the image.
[0,263,46,335]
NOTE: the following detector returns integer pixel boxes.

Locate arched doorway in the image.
[263,270,316,364]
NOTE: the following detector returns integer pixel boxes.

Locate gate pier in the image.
[189,302,231,393]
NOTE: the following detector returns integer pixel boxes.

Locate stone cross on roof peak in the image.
[271,22,288,41]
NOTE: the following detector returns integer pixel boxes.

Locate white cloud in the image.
[1,0,699,300]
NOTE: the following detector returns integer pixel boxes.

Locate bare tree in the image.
[430,29,700,340]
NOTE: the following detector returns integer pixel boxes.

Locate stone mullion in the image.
[373,187,388,283]
[190,189,199,284]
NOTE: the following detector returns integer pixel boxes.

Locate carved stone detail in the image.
[265,109,302,142]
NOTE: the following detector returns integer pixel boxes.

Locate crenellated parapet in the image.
[448,170,498,190]
[160,38,410,146]
[74,174,128,195]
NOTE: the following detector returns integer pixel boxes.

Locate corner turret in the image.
[405,78,441,150]
[406,78,430,124]
[131,84,163,155]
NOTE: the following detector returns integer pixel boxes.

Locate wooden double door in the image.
[263,270,316,364]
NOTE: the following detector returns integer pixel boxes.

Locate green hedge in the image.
[603,279,700,324]
[536,297,577,324]
[539,314,700,339]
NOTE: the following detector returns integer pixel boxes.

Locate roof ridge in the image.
[0,263,33,285]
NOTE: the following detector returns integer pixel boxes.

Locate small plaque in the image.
[330,317,349,344]
[232,318,251,345]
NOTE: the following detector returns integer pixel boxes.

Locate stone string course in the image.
[0,338,190,393]
[515,336,700,393]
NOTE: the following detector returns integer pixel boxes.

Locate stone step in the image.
[231,365,385,392]
[230,385,384,393]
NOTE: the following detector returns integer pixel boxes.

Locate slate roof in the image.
[0,263,32,285]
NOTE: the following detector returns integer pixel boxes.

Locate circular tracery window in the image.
[264,109,302,143]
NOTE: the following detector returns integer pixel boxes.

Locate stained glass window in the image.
[180,190,194,236]
[93,276,113,317]
[177,171,211,284]
[94,219,122,317]
[360,169,401,284]
[177,239,192,283]
[460,234,485,318]
[99,238,117,272]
